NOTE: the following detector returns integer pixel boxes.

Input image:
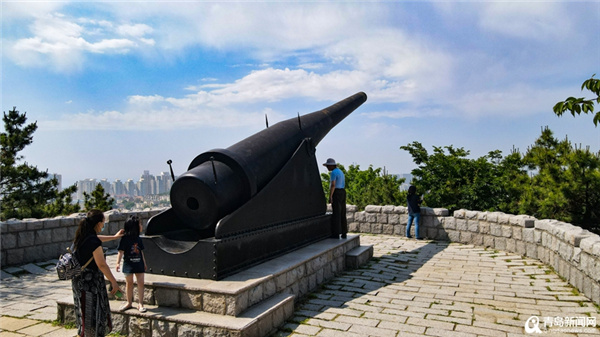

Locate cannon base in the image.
[142,214,331,280]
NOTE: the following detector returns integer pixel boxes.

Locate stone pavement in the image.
[1,235,599,337]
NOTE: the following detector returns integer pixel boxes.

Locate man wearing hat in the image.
[323,158,347,239]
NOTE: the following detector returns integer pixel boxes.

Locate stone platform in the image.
[56,235,373,337]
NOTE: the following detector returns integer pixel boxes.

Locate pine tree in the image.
[1,107,79,220]
[83,183,114,211]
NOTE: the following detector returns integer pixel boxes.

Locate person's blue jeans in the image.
[406,212,421,239]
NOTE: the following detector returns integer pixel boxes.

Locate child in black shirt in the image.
[116,215,147,312]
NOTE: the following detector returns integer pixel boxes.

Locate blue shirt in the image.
[330,167,345,189]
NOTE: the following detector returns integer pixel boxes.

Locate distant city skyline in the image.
[74,170,174,200]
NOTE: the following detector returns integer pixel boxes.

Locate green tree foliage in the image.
[83,183,114,212]
[520,128,600,231]
[553,74,600,126]
[321,164,406,210]
[1,107,79,220]
[401,128,600,234]
[400,142,526,212]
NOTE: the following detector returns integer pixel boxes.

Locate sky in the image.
[2,1,599,188]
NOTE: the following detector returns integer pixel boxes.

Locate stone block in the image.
[565,228,590,247]
[460,231,472,244]
[376,213,388,224]
[6,221,24,233]
[348,222,359,232]
[505,238,516,253]
[522,228,535,243]
[382,224,394,235]
[512,227,522,241]
[365,213,377,222]
[155,288,180,308]
[203,292,226,315]
[364,205,382,213]
[433,208,449,216]
[490,224,502,237]
[1,232,17,249]
[441,217,456,230]
[23,245,44,262]
[6,248,24,265]
[453,209,466,219]
[495,237,507,251]
[498,213,510,224]
[381,205,395,214]
[477,212,488,221]
[17,231,34,247]
[487,212,500,223]
[388,213,399,224]
[51,227,68,243]
[394,225,405,236]
[501,225,512,238]
[515,241,526,256]
[43,218,62,229]
[471,233,484,246]
[467,220,479,233]
[110,313,129,335]
[447,230,460,242]
[180,292,202,310]
[35,229,52,245]
[152,319,177,337]
[580,236,600,256]
[347,205,358,212]
[456,219,468,231]
[60,217,78,227]
[483,235,494,248]
[394,206,407,214]
[355,212,366,222]
[465,210,478,219]
[526,243,537,259]
[371,223,383,234]
[26,220,44,231]
[129,317,151,337]
[359,222,371,233]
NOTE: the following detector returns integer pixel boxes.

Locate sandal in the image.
[119,303,133,311]
[138,306,147,313]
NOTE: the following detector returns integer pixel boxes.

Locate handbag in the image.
[56,244,94,280]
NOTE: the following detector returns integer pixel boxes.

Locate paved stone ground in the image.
[1,235,599,336]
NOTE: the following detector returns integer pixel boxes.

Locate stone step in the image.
[111,235,361,316]
[345,244,374,269]
[57,292,294,337]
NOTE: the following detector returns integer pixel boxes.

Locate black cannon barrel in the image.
[170,92,367,231]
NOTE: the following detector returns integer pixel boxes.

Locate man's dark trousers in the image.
[331,188,347,237]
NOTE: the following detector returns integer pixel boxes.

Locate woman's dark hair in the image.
[408,185,417,195]
[123,215,141,238]
[74,209,104,248]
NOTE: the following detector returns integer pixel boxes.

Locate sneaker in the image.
[406,235,412,239]
[416,237,424,240]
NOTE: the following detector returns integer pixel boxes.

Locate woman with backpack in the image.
[71,209,123,337]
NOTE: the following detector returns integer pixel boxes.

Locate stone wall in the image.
[346,205,600,306]
[2,205,599,306]
[0,209,163,267]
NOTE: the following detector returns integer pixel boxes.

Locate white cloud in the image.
[5,12,154,72]
[479,3,571,40]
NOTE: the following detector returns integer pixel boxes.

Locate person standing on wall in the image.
[324,158,347,239]
[406,185,423,240]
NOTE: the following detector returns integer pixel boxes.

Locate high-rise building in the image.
[76,179,97,200]
[112,179,125,196]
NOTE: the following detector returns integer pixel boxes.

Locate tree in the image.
[83,184,115,212]
[321,164,405,210]
[400,142,517,212]
[1,107,79,220]
[553,74,600,126]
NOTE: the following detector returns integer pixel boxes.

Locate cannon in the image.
[142,92,367,279]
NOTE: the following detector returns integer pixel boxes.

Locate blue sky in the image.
[2,1,599,187]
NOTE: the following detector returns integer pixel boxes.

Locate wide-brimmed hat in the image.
[323,158,337,166]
